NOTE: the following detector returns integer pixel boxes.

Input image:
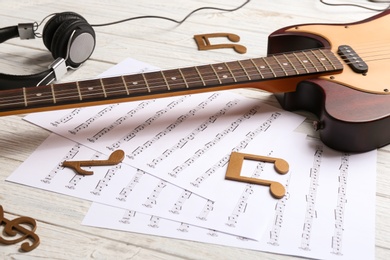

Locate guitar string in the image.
[0,52,345,107]
[3,43,386,106]
[0,50,353,105]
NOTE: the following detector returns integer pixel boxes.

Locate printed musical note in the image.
[0,205,40,252]
[191,112,281,188]
[197,200,214,221]
[143,181,168,208]
[50,108,82,126]
[69,104,118,134]
[148,99,240,169]
[300,145,323,251]
[331,153,350,255]
[116,169,145,201]
[129,93,220,159]
[90,164,122,195]
[107,96,188,151]
[62,150,125,175]
[119,210,136,224]
[66,152,102,189]
[194,33,247,54]
[41,144,81,183]
[88,101,153,143]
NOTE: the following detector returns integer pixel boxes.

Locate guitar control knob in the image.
[313,121,323,131]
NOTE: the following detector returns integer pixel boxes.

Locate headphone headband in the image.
[0,12,96,90]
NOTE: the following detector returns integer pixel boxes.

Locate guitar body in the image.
[267,11,390,152]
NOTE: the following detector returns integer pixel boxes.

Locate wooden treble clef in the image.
[0,205,40,252]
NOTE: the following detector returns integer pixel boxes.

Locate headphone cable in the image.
[90,0,250,27]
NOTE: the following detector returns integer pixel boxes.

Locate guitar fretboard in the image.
[0,48,342,116]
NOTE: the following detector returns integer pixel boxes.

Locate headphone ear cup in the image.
[50,19,95,67]
[42,12,86,51]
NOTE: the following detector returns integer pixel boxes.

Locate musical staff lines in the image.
[147,99,240,168]
[69,104,118,134]
[170,190,192,214]
[116,169,146,202]
[197,200,214,221]
[143,181,168,208]
[331,153,350,256]
[50,108,83,127]
[268,175,291,246]
[41,144,81,184]
[119,210,137,224]
[107,96,189,151]
[300,145,323,251]
[190,112,281,187]
[87,101,154,143]
[65,151,102,189]
[225,152,270,228]
[128,93,220,159]
[90,163,122,196]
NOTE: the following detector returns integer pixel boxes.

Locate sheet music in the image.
[24,59,305,201]
[8,58,376,259]
[83,136,376,260]
[7,133,279,240]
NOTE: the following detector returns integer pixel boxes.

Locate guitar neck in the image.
[0,48,342,116]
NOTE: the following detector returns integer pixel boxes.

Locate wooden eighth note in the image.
[194,33,247,54]
[225,152,289,199]
[62,150,125,175]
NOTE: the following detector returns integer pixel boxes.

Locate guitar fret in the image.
[224,62,237,82]
[302,51,318,72]
[195,66,206,86]
[50,84,56,104]
[101,77,129,97]
[283,54,299,75]
[311,50,327,71]
[293,52,310,73]
[142,73,151,92]
[319,49,338,70]
[23,87,27,107]
[238,60,251,80]
[99,78,107,98]
[178,68,189,88]
[210,65,222,84]
[76,81,83,100]
[160,71,171,90]
[262,57,276,77]
[273,55,288,76]
[121,76,130,95]
[0,47,344,116]
[250,59,264,79]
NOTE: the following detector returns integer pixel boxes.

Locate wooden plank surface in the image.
[0,0,389,259]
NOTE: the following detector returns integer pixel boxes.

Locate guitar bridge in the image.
[337,45,368,73]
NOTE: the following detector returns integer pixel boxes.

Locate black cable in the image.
[319,0,390,11]
[90,0,251,27]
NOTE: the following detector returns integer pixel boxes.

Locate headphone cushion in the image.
[50,19,95,67]
[42,12,86,51]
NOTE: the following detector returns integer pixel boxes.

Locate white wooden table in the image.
[0,0,389,259]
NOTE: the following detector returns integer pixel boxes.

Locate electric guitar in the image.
[0,11,389,153]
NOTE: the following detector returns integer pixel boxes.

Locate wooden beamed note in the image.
[225,152,289,199]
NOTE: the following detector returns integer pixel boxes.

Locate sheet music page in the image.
[8,58,376,259]
[82,136,376,260]
[24,58,306,201]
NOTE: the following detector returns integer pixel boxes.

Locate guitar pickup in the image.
[337,45,368,73]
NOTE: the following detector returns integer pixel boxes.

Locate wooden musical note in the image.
[0,205,40,252]
[225,152,289,199]
[194,33,247,54]
[62,149,125,175]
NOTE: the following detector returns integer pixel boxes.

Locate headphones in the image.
[0,12,96,89]
[0,2,252,90]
